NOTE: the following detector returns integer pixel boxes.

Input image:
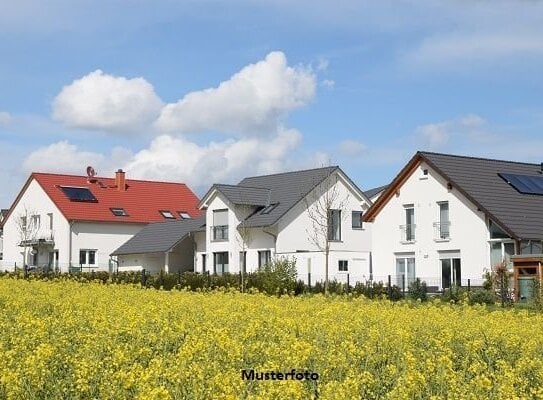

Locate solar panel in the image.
[60,186,97,202]
[498,173,543,195]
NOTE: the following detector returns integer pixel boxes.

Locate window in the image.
[79,250,97,266]
[202,254,207,273]
[47,213,53,230]
[401,205,415,242]
[20,216,27,229]
[178,211,192,219]
[435,202,450,239]
[59,186,97,202]
[31,214,40,229]
[352,211,363,229]
[396,256,415,288]
[160,210,175,219]
[520,240,543,255]
[261,203,278,214]
[491,241,516,268]
[110,208,128,217]
[239,251,247,273]
[212,209,229,241]
[328,210,341,241]
[338,260,348,272]
[489,220,510,239]
[213,252,229,275]
[441,256,461,289]
[258,250,271,269]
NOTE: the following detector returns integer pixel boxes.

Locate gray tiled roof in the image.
[111,215,206,255]
[211,184,271,206]
[421,152,543,240]
[238,166,339,227]
[364,185,388,199]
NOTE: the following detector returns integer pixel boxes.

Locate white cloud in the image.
[337,139,367,157]
[416,114,488,150]
[155,51,316,137]
[22,141,133,175]
[52,70,163,132]
[0,112,13,125]
[124,128,302,189]
[321,79,335,89]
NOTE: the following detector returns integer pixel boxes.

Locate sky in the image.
[1,0,543,207]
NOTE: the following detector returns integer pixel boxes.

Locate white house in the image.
[113,166,374,283]
[0,169,200,272]
[0,209,8,260]
[364,151,543,296]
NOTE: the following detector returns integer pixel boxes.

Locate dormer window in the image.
[178,211,192,219]
[110,208,128,217]
[160,210,175,219]
[261,203,278,214]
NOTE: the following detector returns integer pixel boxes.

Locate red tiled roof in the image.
[20,172,201,224]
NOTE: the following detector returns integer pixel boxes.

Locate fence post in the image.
[402,274,406,296]
[207,270,211,288]
[308,271,312,289]
[346,273,350,294]
[387,275,392,299]
[141,268,146,287]
[238,271,242,291]
[467,279,471,298]
[23,264,28,278]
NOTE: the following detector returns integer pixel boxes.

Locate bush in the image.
[408,278,428,302]
[441,286,467,303]
[469,288,495,306]
[353,281,387,298]
[389,285,403,301]
[247,257,297,295]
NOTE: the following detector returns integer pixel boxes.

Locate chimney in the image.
[115,169,126,191]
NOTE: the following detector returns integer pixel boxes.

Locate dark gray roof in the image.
[209,184,271,206]
[420,152,543,240]
[364,185,388,199]
[237,166,340,227]
[111,216,206,256]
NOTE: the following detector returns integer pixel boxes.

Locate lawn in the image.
[1,277,543,399]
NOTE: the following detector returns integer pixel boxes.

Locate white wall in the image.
[276,174,372,283]
[118,252,165,273]
[371,161,490,288]
[1,179,70,271]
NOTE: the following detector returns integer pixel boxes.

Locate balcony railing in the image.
[211,225,229,241]
[399,224,416,243]
[433,221,451,240]
[19,229,55,246]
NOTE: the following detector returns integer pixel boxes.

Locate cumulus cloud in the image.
[416,114,487,150]
[22,141,133,175]
[155,51,316,137]
[337,139,367,157]
[52,70,163,132]
[0,111,13,125]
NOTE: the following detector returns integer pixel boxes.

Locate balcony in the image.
[211,225,229,241]
[433,221,451,241]
[19,229,55,247]
[399,224,416,243]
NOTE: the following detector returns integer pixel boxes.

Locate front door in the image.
[48,250,59,271]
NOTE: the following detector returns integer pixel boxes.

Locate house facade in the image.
[114,166,374,283]
[0,209,8,260]
[0,169,200,272]
[364,152,543,294]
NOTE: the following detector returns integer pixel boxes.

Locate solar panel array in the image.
[498,173,543,195]
[59,186,98,202]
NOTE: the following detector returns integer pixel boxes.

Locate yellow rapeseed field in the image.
[1,277,543,399]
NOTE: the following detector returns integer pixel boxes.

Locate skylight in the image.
[179,211,192,219]
[59,186,97,202]
[261,203,278,214]
[160,210,175,219]
[110,208,128,217]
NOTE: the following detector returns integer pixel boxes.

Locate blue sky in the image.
[1,0,543,206]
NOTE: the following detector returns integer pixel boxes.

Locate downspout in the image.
[68,220,74,273]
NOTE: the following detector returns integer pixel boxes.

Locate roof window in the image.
[110,208,128,217]
[160,210,176,219]
[59,186,97,202]
[179,211,192,219]
[261,203,278,214]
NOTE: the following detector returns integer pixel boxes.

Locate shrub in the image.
[353,281,387,298]
[408,278,428,302]
[389,285,403,301]
[247,257,297,295]
[469,288,495,306]
[441,286,467,303]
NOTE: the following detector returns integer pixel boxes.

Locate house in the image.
[113,166,373,283]
[0,169,200,272]
[364,151,543,297]
[363,185,388,203]
[0,209,8,260]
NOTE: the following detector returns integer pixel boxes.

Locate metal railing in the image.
[18,229,55,246]
[433,221,451,240]
[399,224,416,242]
[211,225,229,241]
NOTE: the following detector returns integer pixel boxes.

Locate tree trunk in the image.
[325,246,329,295]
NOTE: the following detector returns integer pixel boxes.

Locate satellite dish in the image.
[86,166,96,178]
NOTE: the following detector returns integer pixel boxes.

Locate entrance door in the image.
[48,250,59,271]
[518,277,535,303]
[441,257,461,289]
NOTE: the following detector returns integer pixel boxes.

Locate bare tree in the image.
[15,206,40,268]
[235,204,255,293]
[304,169,349,294]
